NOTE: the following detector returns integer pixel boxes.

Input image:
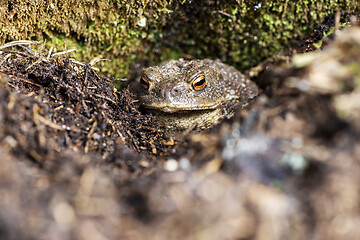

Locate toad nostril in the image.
[168,83,186,98]
[171,87,181,96]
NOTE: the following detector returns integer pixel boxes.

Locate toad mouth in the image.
[139,102,221,113]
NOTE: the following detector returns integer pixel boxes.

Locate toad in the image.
[130,59,258,131]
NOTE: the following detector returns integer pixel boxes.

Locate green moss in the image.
[0,0,359,79]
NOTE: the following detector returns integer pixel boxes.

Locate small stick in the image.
[218,10,234,19]
[52,49,76,56]
[18,45,38,57]
[70,59,100,71]
[47,47,53,60]
[0,40,40,50]
[18,77,42,87]
[89,57,111,66]
[94,94,116,104]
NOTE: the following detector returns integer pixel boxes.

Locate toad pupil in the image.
[192,75,206,91]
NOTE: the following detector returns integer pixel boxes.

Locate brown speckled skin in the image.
[130,59,258,131]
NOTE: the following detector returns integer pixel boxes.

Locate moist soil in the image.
[1,18,360,239]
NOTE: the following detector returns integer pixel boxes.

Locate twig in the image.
[47,47,53,60]
[94,94,116,104]
[218,10,236,28]
[52,48,76,56]
[89,57,111,66]
[0,40,40,50]
[70,58,100,71]
[25,58,45,70]
[33,104,79,132]
[18,45,39,57]
[1,50,30,58]
[218,10,234,19]
[17,77,42,87]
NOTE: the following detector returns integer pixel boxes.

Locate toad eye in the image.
[191,75,206,91]
[140,75,150,90]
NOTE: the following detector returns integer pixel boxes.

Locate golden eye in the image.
[140,75,150,90]
[192,75,206,91]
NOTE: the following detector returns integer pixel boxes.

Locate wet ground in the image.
[1,16,360,240]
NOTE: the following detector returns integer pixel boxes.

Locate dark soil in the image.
[1,17,360,240]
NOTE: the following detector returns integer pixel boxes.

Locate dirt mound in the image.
[1,24,360,239]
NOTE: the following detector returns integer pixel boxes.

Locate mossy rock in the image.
[0,1,359,78]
